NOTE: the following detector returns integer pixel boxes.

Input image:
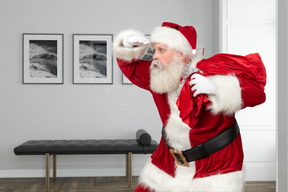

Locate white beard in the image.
[150,58,185,94]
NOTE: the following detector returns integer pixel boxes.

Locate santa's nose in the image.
[153,53,158,60]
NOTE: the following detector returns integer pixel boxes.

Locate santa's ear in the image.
[176,51,185,59]
[177,51,191,63]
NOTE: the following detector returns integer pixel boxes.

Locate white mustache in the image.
[151,60,163,69]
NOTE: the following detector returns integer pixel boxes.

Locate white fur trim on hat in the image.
[208,75,242,115]
[113,29,149,62]
[151,26,193,58]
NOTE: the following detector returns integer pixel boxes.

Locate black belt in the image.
[162,121,240,167]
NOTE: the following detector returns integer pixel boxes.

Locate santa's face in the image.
[152,43,178,67]
[150,43,185,94]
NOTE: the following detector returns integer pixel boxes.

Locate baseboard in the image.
[0,163,275,181]
[0,168,142,178]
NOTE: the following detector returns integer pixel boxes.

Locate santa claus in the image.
[113,22,266,192]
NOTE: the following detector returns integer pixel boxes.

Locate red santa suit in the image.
[113,24,266,192]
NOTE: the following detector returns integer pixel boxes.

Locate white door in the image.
[219,0,276,181]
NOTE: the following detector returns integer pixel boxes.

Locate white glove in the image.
[122,34,150,48]
[189,74,217,97]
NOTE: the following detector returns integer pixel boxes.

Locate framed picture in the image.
[73,34,113,84]
[22,33,64,84]
[141,46,154,61]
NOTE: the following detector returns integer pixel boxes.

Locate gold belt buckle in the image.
[169,149,189,167]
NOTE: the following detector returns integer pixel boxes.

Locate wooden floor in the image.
[0,177,276,192]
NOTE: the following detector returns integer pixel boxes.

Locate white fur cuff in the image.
[113,29,149,62]
[208,75,242,115]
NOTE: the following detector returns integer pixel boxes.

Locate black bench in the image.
[14,130,158,190]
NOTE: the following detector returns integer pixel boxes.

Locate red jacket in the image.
[117,53,266,178]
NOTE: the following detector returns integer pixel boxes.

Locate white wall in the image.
[220,0,276,181]
[0,0,216,178]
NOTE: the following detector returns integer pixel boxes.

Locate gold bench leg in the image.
[53,155,56,180]
[126,152,132,188]
[45,153,50,190]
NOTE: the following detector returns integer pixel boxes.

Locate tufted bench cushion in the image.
[14,139,158,155]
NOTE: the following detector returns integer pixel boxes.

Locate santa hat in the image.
[150,22,197,57]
